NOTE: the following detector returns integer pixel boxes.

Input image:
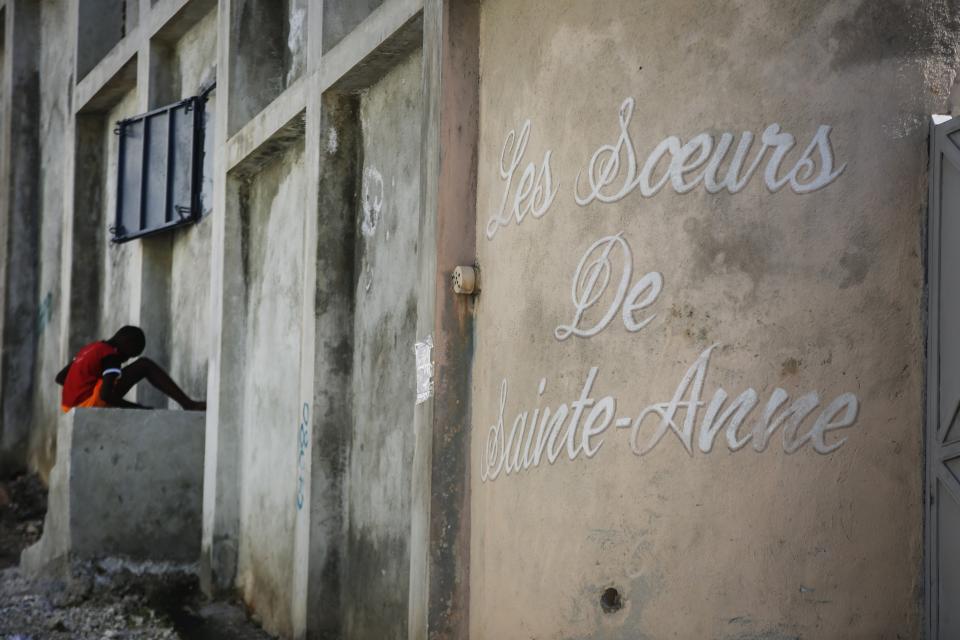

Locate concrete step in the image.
[21,408,205,577]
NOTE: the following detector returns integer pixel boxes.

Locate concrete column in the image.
[201,0,242,596]
[408,0,479,638]
[291,2,323,637]
[305,92,357,640]
[0,0,41,474]
[58,0,87,386]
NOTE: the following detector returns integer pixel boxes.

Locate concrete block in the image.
[21,408,205,576]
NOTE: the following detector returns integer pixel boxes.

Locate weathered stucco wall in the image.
[27,0,72,476]
[235,141,306,638]
[99,89,139,340]
[341,49,422,640]
[172,7,217,99]
[469,1,953,638]
[167,8,217,404]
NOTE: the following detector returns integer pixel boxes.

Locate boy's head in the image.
[110,326,146,360]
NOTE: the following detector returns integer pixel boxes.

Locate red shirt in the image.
[61,341,122,408]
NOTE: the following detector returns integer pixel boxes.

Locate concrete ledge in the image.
[21,408,205,576]
[75,32,140,114]
[74,0,217,114]
[149,0,218,45]
[318,0,424,93]
[226,79,307,176]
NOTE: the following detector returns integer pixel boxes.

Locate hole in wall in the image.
[600,587,623,613]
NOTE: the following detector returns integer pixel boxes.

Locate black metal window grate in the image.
[112,91,211,243]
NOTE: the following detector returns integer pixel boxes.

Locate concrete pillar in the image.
[0,0,41,475]
[201,0,241,596]
[305,92,357,640]
[58,0,84,392]
[291,3,324,637]
[408,0,479,638]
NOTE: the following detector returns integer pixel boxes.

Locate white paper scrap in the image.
[414,335,434,405]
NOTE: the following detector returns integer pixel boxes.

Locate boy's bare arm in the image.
[55,363,71,386]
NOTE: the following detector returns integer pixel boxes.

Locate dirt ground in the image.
[0,473,46,571]
[0,474,274,640]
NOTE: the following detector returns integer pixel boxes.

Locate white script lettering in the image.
[480,369,615,482]
[555,233,663,340]
[486,120,559,240]
[575,97,846,206]
[479,348,861,482]
[630,345,860,458]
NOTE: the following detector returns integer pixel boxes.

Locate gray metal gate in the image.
[927,114,960,638]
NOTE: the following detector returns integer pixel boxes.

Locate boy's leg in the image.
[116,358,205,410]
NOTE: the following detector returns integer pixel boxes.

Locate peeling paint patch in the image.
[326,126,339,155]
[881,112,927,139]
[781,357,801,376]
[36,291,53,336]
[361,166,384,237]
[287,7,306,86]
[414,336,434,405]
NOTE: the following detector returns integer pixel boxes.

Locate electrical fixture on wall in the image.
[452,266,480,295]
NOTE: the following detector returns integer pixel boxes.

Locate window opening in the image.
[111,84,215,243]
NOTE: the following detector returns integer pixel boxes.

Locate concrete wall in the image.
[63,9,216,415]
[167,8,216,404]
[235,140,306,638]
[7,1,959,638]
[341,49,422,640]
[469,1,953,638]
[99,89,139,339]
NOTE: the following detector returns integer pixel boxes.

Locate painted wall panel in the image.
[470,1,936,637]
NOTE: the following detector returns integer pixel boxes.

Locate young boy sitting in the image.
[56,326,206,412]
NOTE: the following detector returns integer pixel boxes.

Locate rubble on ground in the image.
[0,474,46,570]
[0,475,272,640]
